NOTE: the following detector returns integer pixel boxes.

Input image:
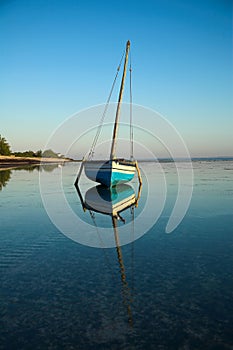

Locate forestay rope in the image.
[87,50,125,160]
[87,45,134,160]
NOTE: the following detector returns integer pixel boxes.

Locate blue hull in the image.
[84,160,136,188]
[96,170,135,187]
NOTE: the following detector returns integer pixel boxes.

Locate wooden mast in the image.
[110,40,131,160]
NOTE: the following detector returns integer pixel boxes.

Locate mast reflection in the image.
[75,183,142,326]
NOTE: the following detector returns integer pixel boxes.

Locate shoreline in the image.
[0,155,74,169]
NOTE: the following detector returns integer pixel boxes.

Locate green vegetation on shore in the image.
[0,135,11,155]
[0,135,65,159]
[13,149,64,158]
[13,150,42,157]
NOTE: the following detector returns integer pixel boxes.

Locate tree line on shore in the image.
[0,134,63,158]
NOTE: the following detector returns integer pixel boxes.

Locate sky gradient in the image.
[0,0,232,157]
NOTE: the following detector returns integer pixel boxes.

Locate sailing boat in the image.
[75,40,142,188]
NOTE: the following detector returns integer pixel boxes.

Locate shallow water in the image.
[0,161,233,349]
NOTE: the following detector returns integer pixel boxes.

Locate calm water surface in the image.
[0,161,232,350]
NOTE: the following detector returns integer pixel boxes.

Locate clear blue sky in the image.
[0,0,232,157]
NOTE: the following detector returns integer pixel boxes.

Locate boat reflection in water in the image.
[75,182,142,326]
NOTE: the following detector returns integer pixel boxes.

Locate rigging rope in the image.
[87,50,125,160]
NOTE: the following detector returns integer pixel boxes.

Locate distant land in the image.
[0,155,73,168]
[136,157,233,163]
[1,155,232,169]
[69,156,233,162]
[0,135,73,166]
[138,156,233,163]
[191,157,233,161]
[71,156,233,162]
